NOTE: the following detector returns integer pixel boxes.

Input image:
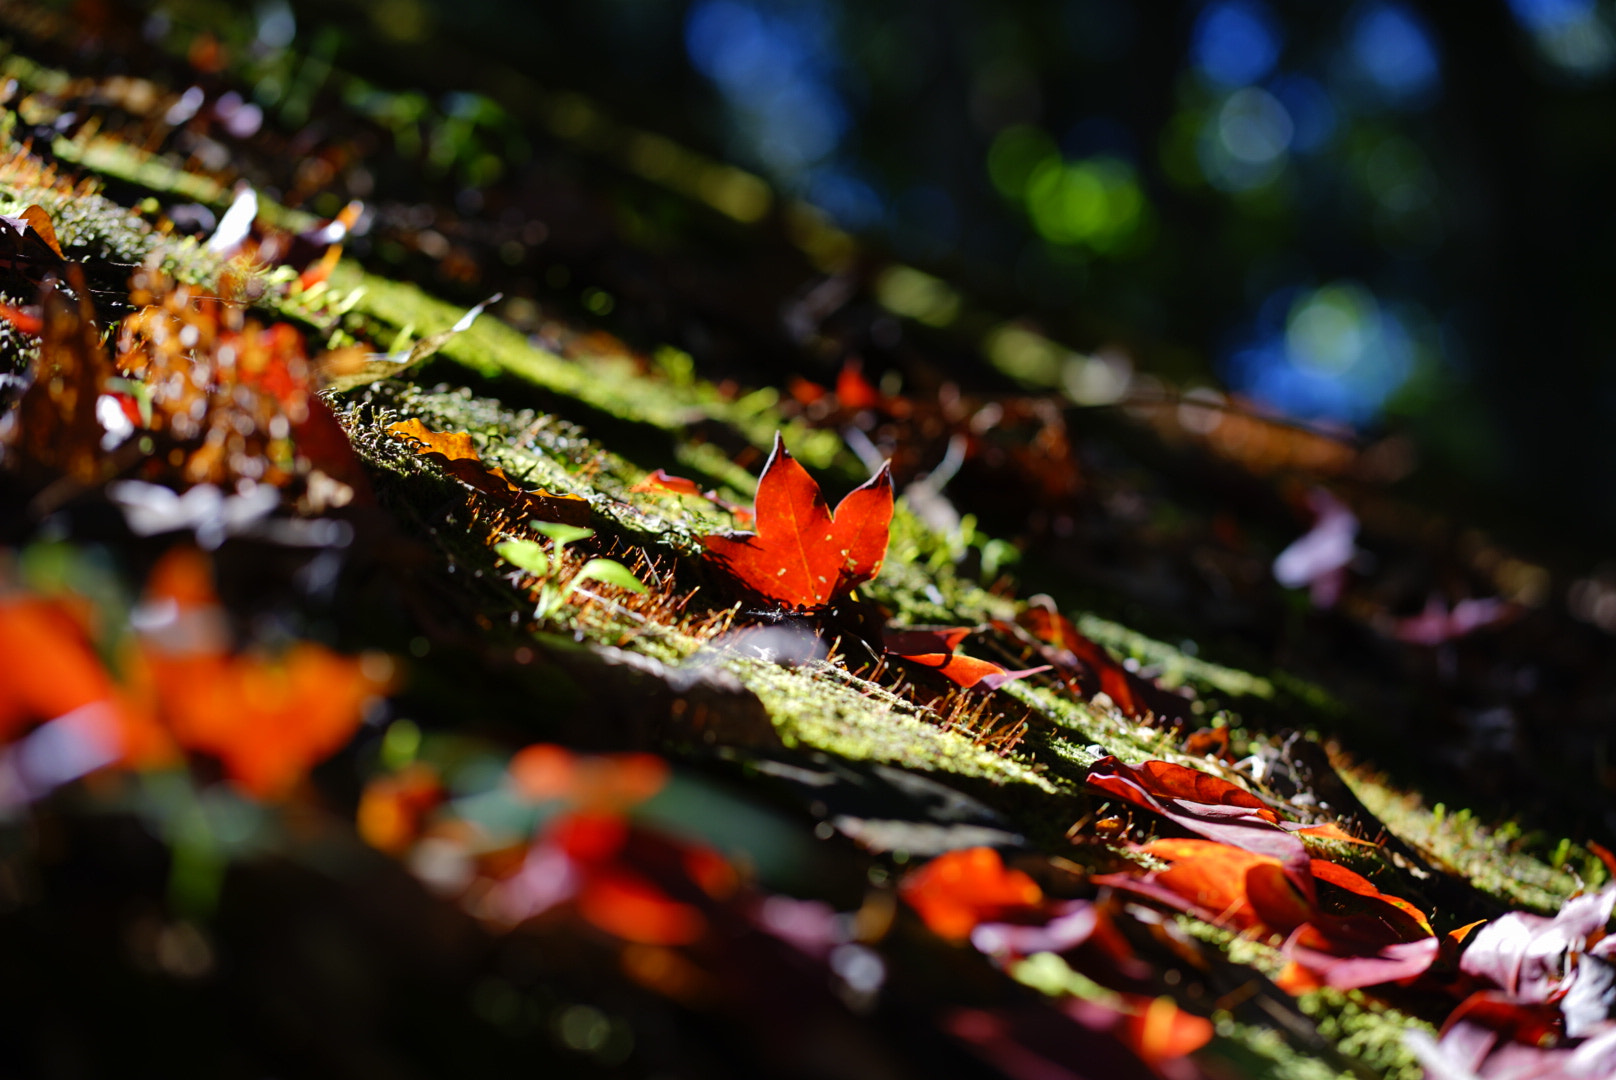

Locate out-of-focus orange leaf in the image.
[701,432,892,609]
[577,868,706,945]
[357,764,443,854]
[900,846,1043,941]
[0,597,116,743]
[620,943,717,1003]
[786,376,827,406]
[509,743,577,800]
[0,301,41,335]
[386,418,591,526]
[683,847,739,899]
[835,359,885,411]
[1119,994,1214,1063]
[1275,962,1325,995]
[509,744,668,810]
[152,643,393,798]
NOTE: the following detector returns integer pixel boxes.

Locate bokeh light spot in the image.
[1190,0,1283,88]
[1224,282,1418,425]
[1347,2,1440,106]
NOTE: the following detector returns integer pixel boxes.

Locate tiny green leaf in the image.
[570,558,648,594]
[495,539,550,576]
[534,522,594,546]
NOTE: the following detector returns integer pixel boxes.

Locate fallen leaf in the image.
[357,764,443,854]
[387,417,591,526]
[701,432,892,609]
[890,651,1048,691]
[1085,757,1311,880]
[1123,837,1314,936]
[1018,607,1190,723]
[1118,994,1215,1064]
[7,272,113,485]
[630,469,704,498]
[1459,885,1616,1003]
[901,846,1043,940]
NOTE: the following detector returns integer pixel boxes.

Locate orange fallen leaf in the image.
[1135,838,1313,935]
[900,847,1044,941]
[701,432,892,609]
[509,744,668,810]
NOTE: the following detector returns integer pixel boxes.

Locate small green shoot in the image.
[495,524,646,618]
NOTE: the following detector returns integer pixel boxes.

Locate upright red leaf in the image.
[701,432,893,608]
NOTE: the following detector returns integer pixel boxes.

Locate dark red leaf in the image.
[1085,757,1311,883]
[1018,607,1190,723]
[891,651,1046,690]
[882,626,975,655]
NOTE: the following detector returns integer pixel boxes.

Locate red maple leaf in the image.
[701,433,893,608]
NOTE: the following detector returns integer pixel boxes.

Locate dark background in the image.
[256,0,1616,555]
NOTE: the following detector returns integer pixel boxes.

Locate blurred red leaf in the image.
[0,301,41,335]
[577,868,707,945]
[900,846,1044,940]
[701,432,892,608]
[835,359,885,411]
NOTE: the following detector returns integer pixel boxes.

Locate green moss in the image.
[1339,768,1582,913]
[1297,990,1428,1080]
[1204,1019,1351,1080]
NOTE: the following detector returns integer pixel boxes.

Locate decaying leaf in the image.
[1017,606,1190,723]
[4,272,113,486]
[387,417,591,525]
